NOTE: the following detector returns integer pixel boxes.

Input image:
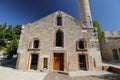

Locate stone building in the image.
[100,31,120,62]
[16,0,102,72]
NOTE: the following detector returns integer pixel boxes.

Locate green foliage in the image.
[0,23,22,58]
[93,21,102,40]
[0,23,7,48]
[3,39,18,58]
[14,25,22,39]
[6,25,15,41]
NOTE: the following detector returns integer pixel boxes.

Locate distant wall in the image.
[100,31,120,62]
[104,31,120,38]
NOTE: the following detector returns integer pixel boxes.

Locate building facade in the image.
[16,0,102,72]
[100,31,120,62]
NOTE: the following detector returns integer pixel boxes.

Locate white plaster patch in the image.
[42,55,50,58]
[82,30,87,32]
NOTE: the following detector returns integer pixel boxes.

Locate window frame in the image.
[33,39,39,49]
[55,29,64,47]
[56,15,63,26]
[77,39,87,51]
[28,38,41,51]
[43,58,48,69]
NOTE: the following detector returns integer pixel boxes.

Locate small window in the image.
[77,40,87,50]
[43,58,48,69]
[57,16,62,26]
[79,41,84,49]
[33,40,39,48]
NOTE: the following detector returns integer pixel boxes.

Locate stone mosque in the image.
[16,0,102,72]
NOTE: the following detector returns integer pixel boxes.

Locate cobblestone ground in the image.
[44,72,120,80]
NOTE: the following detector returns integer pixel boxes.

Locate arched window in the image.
[57,16,62,26]
[56,30,64,47]
[33,39,39,48]
[77,39,87,50]
[79,41,84,49]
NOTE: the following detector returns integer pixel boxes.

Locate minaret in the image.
[78,0,93,27]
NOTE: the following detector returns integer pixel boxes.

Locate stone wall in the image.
[104,31,120,38]
[100,31,120,62]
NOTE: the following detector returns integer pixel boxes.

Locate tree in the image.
[0,23,7,49]
[3,39,19,59]
[6,25,15,41]
[13,25,22,39]
[0,23,22,58]
[93,21,102,40]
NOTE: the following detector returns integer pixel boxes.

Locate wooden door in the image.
[53,53,64,71]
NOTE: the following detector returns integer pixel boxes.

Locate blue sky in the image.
[0,0,120,31]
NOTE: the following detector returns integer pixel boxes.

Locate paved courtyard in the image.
[71,74,120,80]
[0,66,47,80]
[0,56,120,80]
[45,72,120,80]
[0,65,120,80]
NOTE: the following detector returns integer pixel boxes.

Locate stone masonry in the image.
[16,0,102,72]
[16,11,102,72]
[100,31,120,62]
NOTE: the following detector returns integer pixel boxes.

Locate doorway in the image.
[79,55,87,70]
[30,54,38,70]
[53,53,64,71]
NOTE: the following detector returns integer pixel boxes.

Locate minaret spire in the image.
[78,0,93,27]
